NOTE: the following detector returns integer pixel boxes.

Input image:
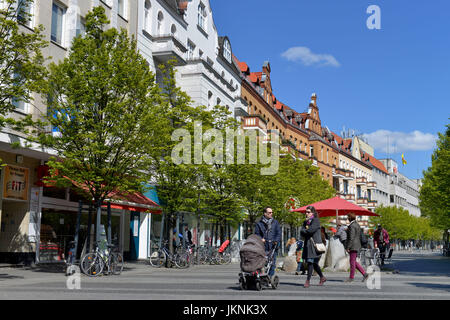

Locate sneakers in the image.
[362,273,369,282]
[344,278,354,283]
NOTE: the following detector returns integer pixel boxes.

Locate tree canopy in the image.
[419,124,450,232]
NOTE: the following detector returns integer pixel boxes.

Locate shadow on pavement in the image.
[408,282,450,292]
[0,273,24,280]
[389,253,450,277]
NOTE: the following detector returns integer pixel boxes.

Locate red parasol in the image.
[290,196,379,221]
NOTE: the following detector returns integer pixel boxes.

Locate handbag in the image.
[311,237,326,254]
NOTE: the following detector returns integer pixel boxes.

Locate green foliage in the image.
[370,205,442,240]
[232,152,336,230]
[419,124,450,231]
[30,7,159,203]
[0,0,47,134]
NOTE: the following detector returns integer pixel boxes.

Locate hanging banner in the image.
[3,165,29,201]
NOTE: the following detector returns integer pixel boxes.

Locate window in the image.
[18,0,34,28]
[197,3,206,30]
[76,17,86,37]
[118,0,126,18]
[157,11,164,35]
[144,0,151,32]
[12,97,25,112]
[170,24,177,36]
[187,40,195,60]
[223,40,231,63]
[51,2,66,45]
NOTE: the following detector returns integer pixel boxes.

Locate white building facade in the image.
[136,0,246,116]
[380,159,422,217]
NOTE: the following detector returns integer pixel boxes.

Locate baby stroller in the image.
[238,234,279,291]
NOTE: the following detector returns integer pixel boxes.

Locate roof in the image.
[362,152,389,174]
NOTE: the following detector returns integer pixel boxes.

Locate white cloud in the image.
[281,46,340,67]
[363,130,437,153]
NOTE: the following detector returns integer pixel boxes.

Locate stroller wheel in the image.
[239,277,247,290]
[255,280,262,291]
[271,275,279,289]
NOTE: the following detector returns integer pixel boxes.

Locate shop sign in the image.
[3,165,29,201]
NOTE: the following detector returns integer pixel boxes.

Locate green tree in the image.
[147,61,232,252]
[419,124,450,234]
[30,7,160,239]
[0,0,47,138]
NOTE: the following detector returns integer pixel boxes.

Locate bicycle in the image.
[148,240,190,268]
[80,242,124,277]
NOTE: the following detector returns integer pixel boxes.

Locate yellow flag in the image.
[401,153,407,165]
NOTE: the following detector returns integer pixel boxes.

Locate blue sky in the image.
[210,0,450,179]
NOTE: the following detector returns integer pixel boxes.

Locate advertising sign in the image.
[3,165,29,201]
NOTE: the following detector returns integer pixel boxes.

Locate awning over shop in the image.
[104,190,162,214]
[36,165,162,214]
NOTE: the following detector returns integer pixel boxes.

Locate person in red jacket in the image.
[374,224,390,265]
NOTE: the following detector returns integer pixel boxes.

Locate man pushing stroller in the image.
[254,207,282,281]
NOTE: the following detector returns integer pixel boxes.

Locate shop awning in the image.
[104,190,162,214]
[36,165,162,214]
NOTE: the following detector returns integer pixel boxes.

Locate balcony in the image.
[309,156,318,167]
[367,181,377,189]
[356,177,367,185]
[150,33,187,65]
[357,197,368,206]
[343,170,354,180]
[333,168,346,179]
[343,194,355,202]
[243,115,267,133]
[368,200,377,208]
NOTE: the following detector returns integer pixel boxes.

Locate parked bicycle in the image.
[148,240,190,269]
[80,241,124,276]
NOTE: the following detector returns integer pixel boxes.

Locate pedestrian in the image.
[344,212,369,283]
[286,237,297,256]
[374,224,390,265]
[334,221,348,246]
[254,207,281,281]
[295,239,306,275]
[184,226,193,247]
[300,206,327,288]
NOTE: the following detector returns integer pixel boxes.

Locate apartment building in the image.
[381,159,422,217]
[136,0,245,117]
[0,0,165,264]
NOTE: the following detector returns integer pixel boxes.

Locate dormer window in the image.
[223,39,231,63]
[198,3,206,30]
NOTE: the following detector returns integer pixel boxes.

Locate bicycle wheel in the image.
[149,249,165,268]
[80,253,104,276]
[174,252,190,269]
[222,252,232,264]
[111,252,124,275]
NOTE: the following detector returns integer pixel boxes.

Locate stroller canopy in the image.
[240,234,267,272]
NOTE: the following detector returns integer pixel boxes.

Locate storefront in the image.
[37,185,162,263]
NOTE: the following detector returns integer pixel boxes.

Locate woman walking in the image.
[300,206,327,288]
[345,212,369,282]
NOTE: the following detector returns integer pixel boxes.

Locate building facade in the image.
[0,0,167,264]
[380,159,422,217]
